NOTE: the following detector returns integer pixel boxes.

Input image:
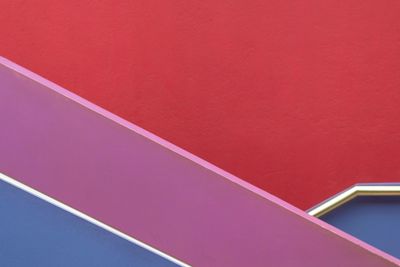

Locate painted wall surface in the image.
[0,180,180,267]
[1,1,400,209]
[0,58,399,267]
[320,196,400,259]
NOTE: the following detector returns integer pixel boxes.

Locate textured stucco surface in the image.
[1,1,400,209]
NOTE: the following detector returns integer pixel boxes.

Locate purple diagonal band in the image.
[0,57,398,266]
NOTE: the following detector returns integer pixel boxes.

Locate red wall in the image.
[1,1,400,209]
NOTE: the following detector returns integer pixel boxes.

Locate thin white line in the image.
[0,172,191,267]
[355,185,400,192]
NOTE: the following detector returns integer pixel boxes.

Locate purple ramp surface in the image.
[0,57,399,267]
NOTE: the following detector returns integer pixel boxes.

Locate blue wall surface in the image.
[320,196,400,258]
[0,180,179,267]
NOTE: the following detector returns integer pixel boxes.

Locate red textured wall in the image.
[1,1,400,209]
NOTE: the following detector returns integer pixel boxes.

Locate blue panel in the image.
[0,180,179,267]
[320,196,400,258]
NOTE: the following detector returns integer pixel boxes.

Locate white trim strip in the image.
[0,172,191,267]
[308,185,400,217]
